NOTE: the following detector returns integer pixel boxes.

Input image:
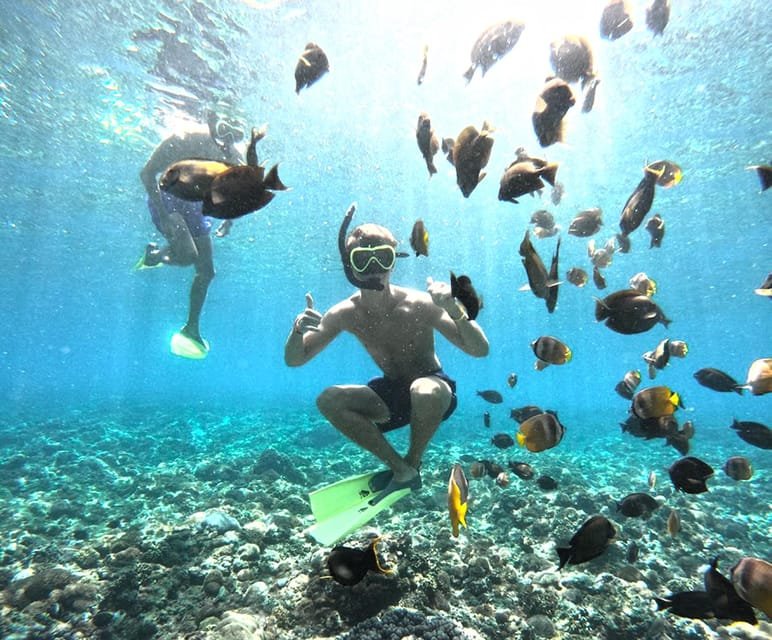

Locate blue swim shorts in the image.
[148,191,212,238]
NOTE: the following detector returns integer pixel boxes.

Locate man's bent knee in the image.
[410,377,451,414]
[316,386,343,420]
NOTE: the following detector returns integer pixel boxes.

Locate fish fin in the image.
[541,163,559,186]
[534,360,549,371]
[516,432,527,447]
[478,171,487,184]
[518,283,532,292]
[462,66,475,83]
[557,547,572,570]
[264,164,288,191]
[298,55,311,67]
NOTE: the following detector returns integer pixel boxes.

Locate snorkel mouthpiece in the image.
[338,202,385,291]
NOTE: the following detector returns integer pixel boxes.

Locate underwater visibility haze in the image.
[0,1,770,638]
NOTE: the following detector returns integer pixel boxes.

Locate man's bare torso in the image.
[331,285,443,380]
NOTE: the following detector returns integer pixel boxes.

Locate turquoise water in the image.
[0,1,770,639]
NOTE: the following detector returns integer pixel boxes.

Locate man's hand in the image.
[426,277,458,315]
[292,292,322,335]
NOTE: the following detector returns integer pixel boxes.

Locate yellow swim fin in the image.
[170,332,210,359]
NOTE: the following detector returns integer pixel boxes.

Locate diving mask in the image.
[349,244,396,274]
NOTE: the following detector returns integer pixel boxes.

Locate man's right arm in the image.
[284,294,342,366]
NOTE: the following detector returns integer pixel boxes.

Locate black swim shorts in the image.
[367,369,457,432]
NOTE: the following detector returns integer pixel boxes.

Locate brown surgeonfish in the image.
[520,230,560,305]
[498,156,559,204]
[447,463,469,537]
[748,164,772,191]
[600,0,633,40]
[646,0,671,36]
[546,236,561,313]
[295,42,329,93]
[510,405,543,423]
[533,77,575,147]
[557,515,616,569]
[508,461,534,480]
[477,389,503,404]
[619,166,662,236]
[203,162,287,219]
[704,557,758,624]
[730,419,771,450]
[416,45,428,85]
[327,537,391,586]
[595,289,671,334]
[450,272,481,319]
[646,214,666,248]
[632,385,682,420]
[463,20,525,83]
[617,493,660,518]
[731,557,772,617]
[568,208,603,237]
[592,266,607,290]
[694,368,743,394]
[447,122,495,197]
[549,35,594,85]
[567,267,588,287]
[668,456,713,494]
[416,113,439,177]
[517,411,565,452]
[582,77,601,113]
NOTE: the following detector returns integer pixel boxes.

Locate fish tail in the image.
[557,547,572,570]
[462,66,475,83]
[732,385,745,395]
[428,160,437,175]
[541,163,558,186]
[653,598,672,611]
[516,432,527,447]
[264,164,288,191]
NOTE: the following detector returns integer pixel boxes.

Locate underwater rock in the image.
[526,614,556,638]
[198,510,242,533]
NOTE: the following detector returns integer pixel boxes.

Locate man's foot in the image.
[368,469,421,506]
[180,325,206,349]
[368,469,394,493]
[138,243,164,268]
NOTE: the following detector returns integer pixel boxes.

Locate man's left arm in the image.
[426,278,489,357]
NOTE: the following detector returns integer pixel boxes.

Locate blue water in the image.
[0,1,770,638]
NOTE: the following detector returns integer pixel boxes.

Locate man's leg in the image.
[316,385,415,478]
[405,376,452,470]
[182,235,214,343]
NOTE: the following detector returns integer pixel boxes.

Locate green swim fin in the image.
[170,332,210,359]
[309,470,387,522]
[306,485,411,546]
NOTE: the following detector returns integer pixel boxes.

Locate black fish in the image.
[619,167,660,236]
[549,35,594,85]
[498,157,559,204]
[450,272,481,319]
[704,557,757,624]
[626,541,639,563]
[694,368,743,395]
[532,77,575,147]
[592,266,607,290]
[449,122,495,197]
[463,21,525,82]
[507,373,518,388]
[617,492,660,518]
[646,0,671,36]
[477,389,503,404]
[595,289,671,334]
[666,431,691,456]
[530,209,556,227]
[730,419,772,449]
[620,413,678,440]
[202,161,287,220]
[416,45,428,85]
[520,230,560,303]
[546,236,560,313]
[600,0,633,40]
[510,405,543,423]
[557,515,615,569]
[482,460,504,479]
[491,433,515,449]
[568,208,603,237]
[748,164,772,191]
[416,113,439,177]
[483,411,491,428]
[654,592,715,619]
[646,214,665,248]
[327,538,390,586]
[537,475,558,491]
[669,456,714,494]
[295,42,329,93]
[582,77,600,113]
[508,461,534,480]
